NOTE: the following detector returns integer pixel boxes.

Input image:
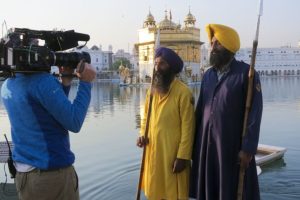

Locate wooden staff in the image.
[237,1,263,200]
[136,29,160,200]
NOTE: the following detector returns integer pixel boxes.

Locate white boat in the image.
[255,144,287,167]
[257,166,262,175]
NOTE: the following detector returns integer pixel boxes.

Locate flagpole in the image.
[135,28,160,200]
[237,0,263,199]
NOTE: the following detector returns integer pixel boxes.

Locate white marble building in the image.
[201,44,300,76]
[74,45,113,72]
[235,46,300,76]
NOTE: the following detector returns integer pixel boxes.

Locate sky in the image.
[0,0,299,52]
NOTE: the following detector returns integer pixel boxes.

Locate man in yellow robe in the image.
[137,47,195,200]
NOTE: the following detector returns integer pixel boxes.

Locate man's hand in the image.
[172,158,189,173]
[136,136,149,148]
[60,66,74,86]
[76,61,96,82]
[238,151,253,169]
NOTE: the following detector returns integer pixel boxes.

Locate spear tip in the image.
[258,0,263,16]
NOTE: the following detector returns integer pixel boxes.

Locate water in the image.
[0,77,300,200]
[257,77,300,199]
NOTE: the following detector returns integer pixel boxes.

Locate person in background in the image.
[137,47,195,200]
[1,61,96,200]
[189,24,263,200]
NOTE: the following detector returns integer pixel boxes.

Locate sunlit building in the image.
[135,9,203,82]
[75,45,113,72]
[199,43,300,76]
[236,46,300,76]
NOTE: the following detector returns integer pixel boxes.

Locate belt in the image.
[32,165,71,173]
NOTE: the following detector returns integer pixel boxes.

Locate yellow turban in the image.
[206,24,240,53]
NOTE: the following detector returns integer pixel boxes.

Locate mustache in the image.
[153,69,174,90]
[209,48,234,68]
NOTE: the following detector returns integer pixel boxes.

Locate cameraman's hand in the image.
[76,61,96,82]
[60,66,74,86]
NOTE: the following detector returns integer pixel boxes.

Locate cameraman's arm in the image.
[62,85,71,96]
[60,66,74,96]
[32,63,96,133]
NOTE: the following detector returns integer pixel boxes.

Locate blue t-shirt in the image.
[1,73,91,169]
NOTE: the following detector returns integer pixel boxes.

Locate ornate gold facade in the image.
[135,10,203,82]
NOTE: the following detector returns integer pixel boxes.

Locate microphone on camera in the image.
[63,30,90,42]
[46,30,90,51]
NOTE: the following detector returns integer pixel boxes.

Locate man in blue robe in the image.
[189,24,263,200]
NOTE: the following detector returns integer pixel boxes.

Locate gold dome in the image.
[185,12,196,23]
[184,9,196,27]
[143,11,156,28]
[158,10,178,30]
[146,12,155,22]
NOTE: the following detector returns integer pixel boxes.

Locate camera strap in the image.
[4,134,16,178]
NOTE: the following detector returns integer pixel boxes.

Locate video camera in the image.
[0,28,91,78]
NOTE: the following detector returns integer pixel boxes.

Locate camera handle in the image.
[77,60,86,73]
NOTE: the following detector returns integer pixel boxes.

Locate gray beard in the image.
[153,70,174,94]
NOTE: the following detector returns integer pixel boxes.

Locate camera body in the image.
[0,28,91,77]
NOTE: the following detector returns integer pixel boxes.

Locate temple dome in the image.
[143,11,156,28]
[146,12,155,22]
[157,11,178,30]
[184,9,196,27]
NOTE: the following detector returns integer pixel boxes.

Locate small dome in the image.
[90,45,99,50]
[157,11,178,30]
[185,13,196,22]
[184,9,196,27]
[146,12,155,22]
[143,11,156,28]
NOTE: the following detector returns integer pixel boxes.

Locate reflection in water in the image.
[261,158,287,171]
[69,82,148,130]
[0,77,299,199]
[261,76,300,103]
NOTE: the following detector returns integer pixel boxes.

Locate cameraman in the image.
[1,61,96,200]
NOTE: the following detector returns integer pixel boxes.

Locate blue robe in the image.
[190,59,263,200]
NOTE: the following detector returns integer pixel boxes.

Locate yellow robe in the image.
[140,79,195,200]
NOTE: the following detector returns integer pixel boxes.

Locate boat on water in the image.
[255,144,287,167]
[257,166,262,175]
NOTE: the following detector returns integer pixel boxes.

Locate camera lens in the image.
[54,52,90,69]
